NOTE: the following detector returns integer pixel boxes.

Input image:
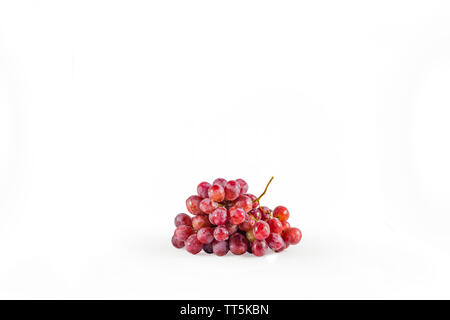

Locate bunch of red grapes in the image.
[171,177,302,257]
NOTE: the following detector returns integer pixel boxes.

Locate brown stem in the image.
[255,176,274,203]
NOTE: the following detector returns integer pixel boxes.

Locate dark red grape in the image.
[192,215,211,231]
[249,208,262,220]
[213,178,227,188]
[233,195,252,213]
[236,178,249,194]
[213,226,229,241]
[197,227,214,244]
[173,225,194,241]
[267,218,283,234]
[197,181,211,198]
[260,206,272,221]
[229,233,248,255]
[229,207,246,225]
[209,207,228,225]
[208,184,225,202]
[172,235,184,248]
[251,240,268,257]
[273,206,289,222]
[224,180,240,201]
[199,198,218,214]
[203,243,213,254]
[212,240,229,256]
[185,234,203,254]
[253,220,270,240]
[174,213,192,227]
[186,195,203,215]
[282,227,302,245]
[239,213,256,232]
[266,233,285,251]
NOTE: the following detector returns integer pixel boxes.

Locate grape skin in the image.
[212,178,227,188]
[209,207,228,226]
[251,240,268,257]
[213,226,229,241]
[268,218,283,234]
[282,227,302,245]
[208,184,225,202]
[197,181,211,198]
[174,213,192,227]
[273,206,290,222]
[192,215,211,231]
[224,180,241,201]
[174,225,194,241]
[186,195,203,215]
[212,240,229,256]
[236,178,249,194]
[197,227,214,244]
[229,207,246,225]
[253,221,270,240]
[172,235,185,248]
[229,233,248,255]
[266,233,285,251]
[185,234,203,254]
[199,198,218,214]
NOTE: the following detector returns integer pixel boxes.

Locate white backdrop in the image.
[1,1,450,299]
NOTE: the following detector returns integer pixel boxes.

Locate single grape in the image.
[249,208,262,220]
[229,233,249,255]
[186,195,203,215]
[274,242,287,252]
[225,222,238,235]
[174,213,192,227]
[212,240,229,256]
[245,194,259,209]
[224,180,240,201]
[212,178,227,188]
[192,215,211,231]
[199,198,218,214]
[173,225,194,241]
[233,195,252,213]
[203,243,213,254]
[185,234,203,254]
[213,226,229,241]
[266,233,285,251]
[239,213,256,232]
[197,181,211,198]
[267,218,283,234]
[253,220,270,240]
[281,220,290,231]
[209,207,228,225]
[171,235,185,248]
[197,227,214,244]
[251,240,268,257]
[246,229,256,242]
[273,206,290,222]
[208,184,225,202]
[229,207,246,225]
[282,227,302,245]
[260,206,272,221]
[236,178,249,194]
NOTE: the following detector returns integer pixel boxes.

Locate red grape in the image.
[213,226,229,241]
[281,220,290,231]
[185,234,203,254]
[267,218,283,234]
[236,178,249,194]
[253,221,270,240]
[209,207,228,225]
[229,233,248,255]
[212,178,227,188]
[282,227,302,245]
[192,215,211,231]
[186,195,203,215]
[266,233,285,251]
[208,184,225,202]
[199,198,218,214]
[245,193,259,209]
[174,225,194,241]
[239,213,256,232]
[251,240,268,257]
[225,222,238,235]
[197,181,211,198]
[174,213,192,227]
[224,180,240,201]
[212,240,229,256]
[229,207,246,225]
[233,195,252,213]
[172,235,184,248]
[197,227,214,244]
[273,206,289,222]
[260,206,272,221]
[249,208,262,220]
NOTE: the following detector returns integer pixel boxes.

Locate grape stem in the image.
[255,176,274,204]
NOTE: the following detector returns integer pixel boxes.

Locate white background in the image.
[1,0,450,299]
